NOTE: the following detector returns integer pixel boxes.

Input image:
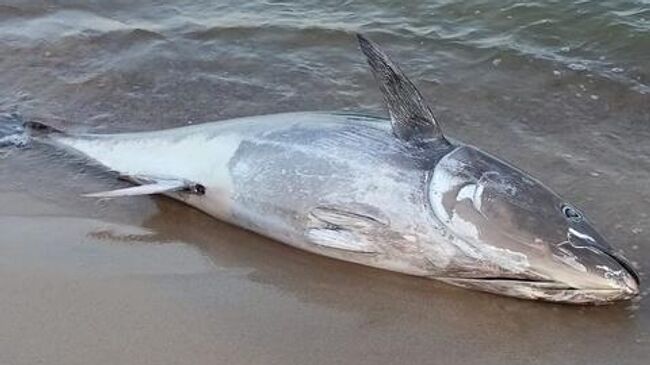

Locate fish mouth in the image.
[438,276,573,291]
[436,275,639,305]
[602,251,641,288]
[434,244,641,304]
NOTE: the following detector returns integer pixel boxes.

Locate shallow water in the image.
[1,1,649,364]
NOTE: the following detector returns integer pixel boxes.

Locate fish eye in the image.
[561,204,582,221]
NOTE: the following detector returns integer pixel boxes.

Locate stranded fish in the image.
[18,35,639,304]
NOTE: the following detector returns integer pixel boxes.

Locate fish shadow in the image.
[89,195,644,350]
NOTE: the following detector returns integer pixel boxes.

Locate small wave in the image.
[0,4,47,20]
[0,112,28,149]
[184,23,356,42]
[2,0,648,97]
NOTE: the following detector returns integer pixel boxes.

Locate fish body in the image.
[53,112,451,276]
[22,35,639,304]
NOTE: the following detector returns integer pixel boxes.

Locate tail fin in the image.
[23,120,65,136]
[1,112,67,151]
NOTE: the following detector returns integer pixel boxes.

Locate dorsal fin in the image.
[357,34,446,145]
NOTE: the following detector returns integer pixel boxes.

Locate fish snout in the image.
[602,251,640,297]
[550,240,640,301]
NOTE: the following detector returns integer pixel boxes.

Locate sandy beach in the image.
[1,1,649,364]
[1,190,648,365]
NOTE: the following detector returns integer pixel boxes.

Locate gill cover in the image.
[429,146,570,253]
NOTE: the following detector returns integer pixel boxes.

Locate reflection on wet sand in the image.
[97,197,643,349]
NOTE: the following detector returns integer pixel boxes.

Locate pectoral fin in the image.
[83,175,205,198]
[306,205,388,254]
[307,228,378,253]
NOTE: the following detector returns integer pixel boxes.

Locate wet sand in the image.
[1,1,650,364]
[0,170,648,365]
